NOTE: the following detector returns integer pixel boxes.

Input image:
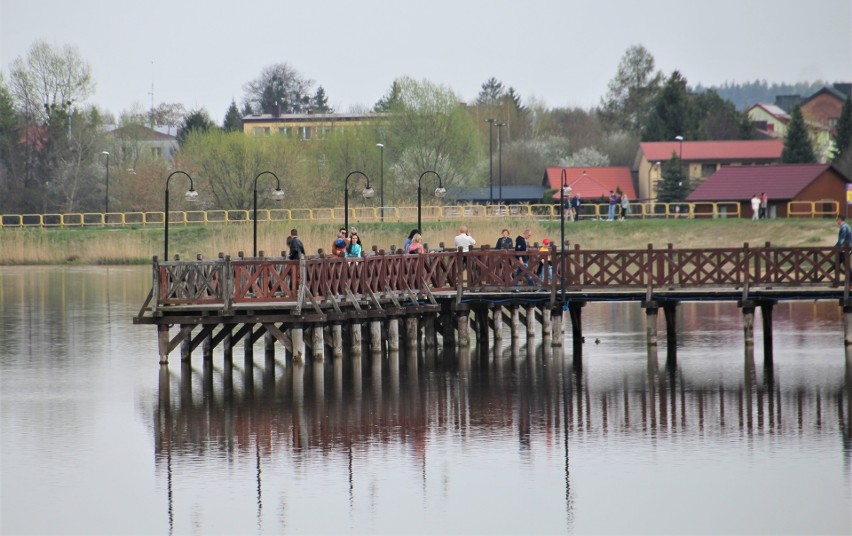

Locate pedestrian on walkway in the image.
[836,215,851,272]
[760,192,768,219]
[751,194,760,221]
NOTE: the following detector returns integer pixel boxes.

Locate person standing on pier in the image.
[514,229,534,286]
[288,229,305,260]
[836,215,851,272]
[496,228,513,250]
[454,226,476,252]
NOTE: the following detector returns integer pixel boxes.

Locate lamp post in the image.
[485,118,496,206]
[252,171,285,257]
[101,151,110,215]
[163,171,198,262]
[344,171,375,236]
[417,170,447,232]
[559,169,572,307]
[376,143,385,221]
[675,135,684,159]
[496,122,506,205]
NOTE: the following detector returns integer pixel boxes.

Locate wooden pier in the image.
[133,243,852,364]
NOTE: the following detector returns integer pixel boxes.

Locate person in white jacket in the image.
[750,194,760,221]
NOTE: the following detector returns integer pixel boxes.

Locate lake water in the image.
[1,266,849,535]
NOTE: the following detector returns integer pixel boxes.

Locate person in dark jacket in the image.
[288,229,305,260]
[496,228,513,250]
[514,229,533,286]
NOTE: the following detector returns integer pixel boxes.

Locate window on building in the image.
[701,163,717,177]
[278,127,293,137]
[298,126,312,140]
[253,127,270,137]
[317,127,331,139]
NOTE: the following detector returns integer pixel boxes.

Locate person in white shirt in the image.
[750,194,760,221]
[454,226,476,252]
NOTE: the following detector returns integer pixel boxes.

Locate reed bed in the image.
[0,218,837,265]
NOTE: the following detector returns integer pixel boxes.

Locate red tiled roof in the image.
[686,164,838,202]
[639,140,783,162]
[543,167,636,200]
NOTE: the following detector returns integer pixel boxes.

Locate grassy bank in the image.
[0,218,839,265]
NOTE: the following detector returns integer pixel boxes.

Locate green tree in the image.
[383,77,481,200]
[477,77,505,105]
[657,153,691,202]
[223,100,242,132]
[243,63,314,114]
[599,44,663,132]
[641,70,701,142]
[312,86,332,113]
[177,109,216,146]
[832,96,852,162]
[149,102,186,135]
[373,81,402,112]
[694,90,753,140]
[782,105,816,163]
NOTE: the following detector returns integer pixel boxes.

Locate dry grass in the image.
[0,218,839,265]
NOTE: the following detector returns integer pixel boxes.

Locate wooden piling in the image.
[526,305,536,339]
[291,326,305,363]
[388,318,400,351]
[370,320,383,355]
[493,306,504,340]
[511,306,521,340]
[844,305,852,346]
[642,302,659,345]
[551,310,563,347]
[264,331,275,361]
[457,311,470,347]
[180,324,191,362]
[406,316,418,352]
[312,325,325,361]
[423,314,437,349]
[332,323,343,359]
[740,301,756,346]
[350,322,363,359]
[760,301,774,365]
[158,324,170,364]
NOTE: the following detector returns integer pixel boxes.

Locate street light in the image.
[163,171,198,262]
[559,169,572,308]
[675,135,684,159]
[101,151,110,215]
[344,171,375,235]
[252,171,285,257]
[496,122,506,205]
[485,118,496,206]
[417,170,446,232]
[376,143,385,222]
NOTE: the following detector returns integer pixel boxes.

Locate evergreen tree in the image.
[177,109,216,146]
[373,81,402,112]
[782,105,816,163]
[223,100,242,132]
[477,77,505,105]
[833,96,852,162]
[312,86,332,113]
[641,70,700,141]
[657,153,691,202]
[241,102,254,116]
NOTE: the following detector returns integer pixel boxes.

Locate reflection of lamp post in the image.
[252,171,285,257]
[164,171,198,261]
[559,169,572,307]
[485,118,496,205]
[344,171,375,236]
[376,143,385,221]
[101,151,110,215]
[496,122,506,205]
[417,170,447,232]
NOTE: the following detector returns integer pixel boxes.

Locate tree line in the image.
[1,41,849,214]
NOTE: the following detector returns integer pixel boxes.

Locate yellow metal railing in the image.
[0,202,839,229]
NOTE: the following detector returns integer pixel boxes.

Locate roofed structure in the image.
[542,167,636,201]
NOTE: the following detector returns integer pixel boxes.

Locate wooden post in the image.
[526,305,536,339]
[350,322,363,359]
[493,306,504,340]
[180,324,192,362]
[759,301,774,365]
[223,330,233,365]
[291,325,305,364]
[475,307,489,350]
[440,309,456,350]
[370,320,383,355]
[423,314,437,349]
[542,306,552,338]
[740,301,756,347]
[264,331,275,361]
[844,305,852,346]
[158,324,170,364]
[388,318,400,351]
[312,325,324,361]
[406,316,419,352]
[457,311,470,347]
[551,310,563,347]
[663,303,678,350]
[569,302,584,360]
[511,306,521,340]
[642,301,659,345]
[332,323,343,359]
[203,331,213,362]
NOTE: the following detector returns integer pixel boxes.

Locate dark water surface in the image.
[1,266,849,535]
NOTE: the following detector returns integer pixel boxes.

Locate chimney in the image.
[272,102,281,117]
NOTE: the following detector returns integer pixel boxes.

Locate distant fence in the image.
[0,200,839,229]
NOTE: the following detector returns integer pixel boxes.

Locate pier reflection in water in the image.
[1,266,849,535]
[154,333,850,535]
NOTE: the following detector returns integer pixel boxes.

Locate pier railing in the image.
[148,244,850,314]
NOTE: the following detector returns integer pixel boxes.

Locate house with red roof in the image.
[685,164,850,218]
[634,140,784,202]
[542,167,636,203]
[746,103,790,138]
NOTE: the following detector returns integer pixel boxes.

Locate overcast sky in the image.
[1,0,850,122]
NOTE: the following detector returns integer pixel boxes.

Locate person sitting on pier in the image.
[496,228,513,250]
[408,233,425,254]
[288,229,305,260]
[403,228,420,253]
[345,232,363,259]
[514,229,534,286]
[333,227,347,258]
